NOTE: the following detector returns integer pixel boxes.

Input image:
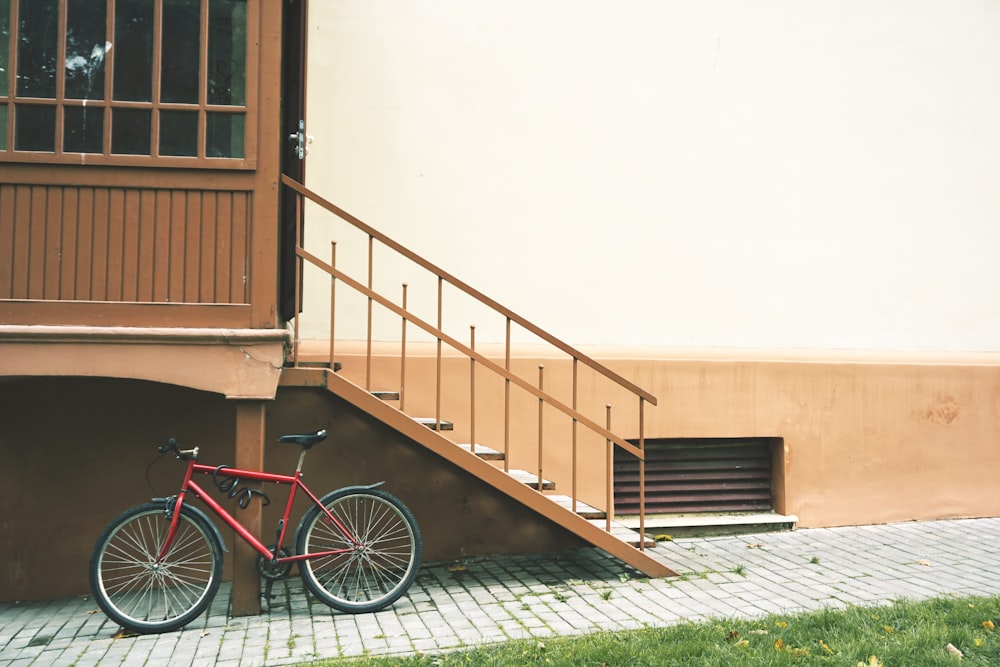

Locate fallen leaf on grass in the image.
[945,642,963,659]
[983,619,995,631]
[857,656,883,667]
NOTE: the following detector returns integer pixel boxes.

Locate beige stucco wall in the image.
[302,0,1000,352]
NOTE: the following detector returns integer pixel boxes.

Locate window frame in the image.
[0,0,257,169]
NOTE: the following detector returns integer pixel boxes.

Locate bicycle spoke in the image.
[92,505,221,632]
[299,489,420,612]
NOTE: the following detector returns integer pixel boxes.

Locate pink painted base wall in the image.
[322,342,1000,528]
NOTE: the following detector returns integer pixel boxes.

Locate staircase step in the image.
[507,469,555,491]
[547,494,605,520]
[617,512,798,537]
[296,360,343,372]
[414,417,454,431]
[457,443,504,461]
[588,519,656,549]
[372,391,400,401]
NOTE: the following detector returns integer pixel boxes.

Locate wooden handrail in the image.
[284,175,657,552]
[282,174,656,406]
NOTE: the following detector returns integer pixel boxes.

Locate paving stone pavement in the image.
[2,517,1000,666]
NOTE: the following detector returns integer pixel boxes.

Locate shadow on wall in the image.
[0,378,580,602]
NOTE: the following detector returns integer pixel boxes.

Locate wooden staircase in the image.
[281,365,675,577]
[280,174,677,579]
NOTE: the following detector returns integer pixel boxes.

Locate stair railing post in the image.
[399,283,408,411]
[571,358,578,513]
[537,365,545,492]
[329,241,337,366]
[638,397,646,551]
[470,325,476,456]
[365,235,374,391]
[435,277,443,431]
[503,317,511,473]
[606,404,613,532]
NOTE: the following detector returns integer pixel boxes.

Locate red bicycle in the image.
[88,430,422,634]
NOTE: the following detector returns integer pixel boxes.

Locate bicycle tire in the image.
[296,487,422,613]
[89,501,224,634]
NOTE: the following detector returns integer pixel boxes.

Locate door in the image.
[279,0,309,322]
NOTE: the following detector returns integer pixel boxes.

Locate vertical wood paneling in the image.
[121,190,140,301]
[200,193,217,303]
[76,188,95,301]
[107,189,126,301]
[153,190,172,302]
[28,187,48,300]
[91,188,110,300]
[137,190,157,301]
[184,192,202,303]
[45,188,64,300]
[168,190,187,303]
[231,192,249,303]
[2,184,250,306]
[215,193,232,302]
[0,186,15,298]
[60,188,79,300]
[13,187,33,298]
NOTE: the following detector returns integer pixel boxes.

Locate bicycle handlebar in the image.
[158,438,199,460]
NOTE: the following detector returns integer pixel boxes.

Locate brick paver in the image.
[2,517,1000,665]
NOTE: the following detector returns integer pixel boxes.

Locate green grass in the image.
[305,594,1000,666]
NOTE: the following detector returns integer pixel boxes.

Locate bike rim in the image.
[97,510,216,627]
[305,494,416,605]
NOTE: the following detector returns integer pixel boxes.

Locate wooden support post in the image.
[230,400,266,616]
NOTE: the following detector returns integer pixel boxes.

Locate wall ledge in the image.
[0,326,290,399]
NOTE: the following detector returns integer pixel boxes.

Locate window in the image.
[0,0,251,166]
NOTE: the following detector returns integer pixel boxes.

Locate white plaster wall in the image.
[302,0,1000,351]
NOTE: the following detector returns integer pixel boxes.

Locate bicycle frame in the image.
[158,453,360,567]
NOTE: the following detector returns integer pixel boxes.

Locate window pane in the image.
[0,0,10,94]
[65,0,108,100]
[64,106,104,153]
[206,111,243,157]
[159,110,198,156]
[111,108,150,154]
[113,0,153,101]
[15,105,55,150]
[208,0,246,106]
[162,0,200,104]
[17,0,59,98]
[0,104,7,150]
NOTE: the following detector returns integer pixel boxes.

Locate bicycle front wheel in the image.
[89,502,223,634]
[296,488,421,613]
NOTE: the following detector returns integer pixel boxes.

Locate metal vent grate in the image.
[615,438,775,515]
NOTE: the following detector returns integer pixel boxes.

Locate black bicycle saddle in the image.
[276,429,327,449]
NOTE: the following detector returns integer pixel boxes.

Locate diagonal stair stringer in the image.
[280,367,677,578]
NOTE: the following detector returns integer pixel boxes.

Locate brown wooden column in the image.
[231,400,266,616]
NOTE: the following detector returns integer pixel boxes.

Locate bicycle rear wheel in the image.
[296,487,421,613]
[89,501,223,633]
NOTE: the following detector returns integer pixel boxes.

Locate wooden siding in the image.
[0,183,251,305]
